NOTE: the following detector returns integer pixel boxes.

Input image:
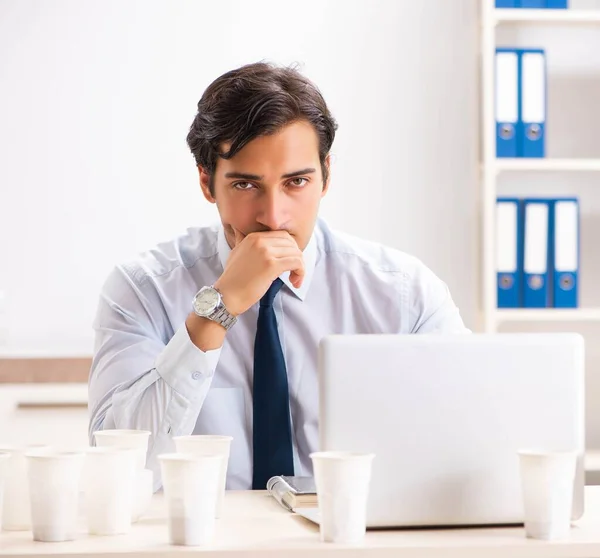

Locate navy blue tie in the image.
[252,278,294,489]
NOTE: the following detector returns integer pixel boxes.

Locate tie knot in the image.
[260,278,284,308]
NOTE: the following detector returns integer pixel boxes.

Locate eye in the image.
[288,177,308,188]
[233,182,256,191]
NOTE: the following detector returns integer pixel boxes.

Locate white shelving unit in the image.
[496,308,600,323]
[493,8,600,24]
[480,1,600,333]
[491,158,600,172]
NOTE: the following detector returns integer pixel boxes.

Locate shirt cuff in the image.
[155,324,222,400]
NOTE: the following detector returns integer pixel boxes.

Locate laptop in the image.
[298,333,584,528]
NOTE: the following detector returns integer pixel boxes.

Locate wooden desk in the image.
[2,487,600,557]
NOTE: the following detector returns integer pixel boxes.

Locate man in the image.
[88,62,468,491]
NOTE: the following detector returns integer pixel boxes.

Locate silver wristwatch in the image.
[191,286,237,331]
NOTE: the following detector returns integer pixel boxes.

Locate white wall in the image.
[0,0,480,350]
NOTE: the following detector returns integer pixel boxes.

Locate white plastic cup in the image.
[0,444,48,531]
[132,468,154,523]
[84,447,135,535]
[310,451,375,544]
[159,453,223,546]
[0,452,11,528]
[518,449,577,540]
[26,448,85,542]
[93,429,151,471]
[173,435,232,518]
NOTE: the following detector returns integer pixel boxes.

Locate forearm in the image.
[185,312,227,351]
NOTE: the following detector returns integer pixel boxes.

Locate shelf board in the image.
[495,308,600,323]
[491,158,600,172]
[493,8,600,25]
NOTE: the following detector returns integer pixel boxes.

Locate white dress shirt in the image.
[88,219,469,491]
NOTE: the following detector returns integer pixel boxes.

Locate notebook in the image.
[266,476,317,511]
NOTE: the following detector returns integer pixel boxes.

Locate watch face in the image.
[194,287,220,317]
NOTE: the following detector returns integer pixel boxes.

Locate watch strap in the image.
[208,304,237,330]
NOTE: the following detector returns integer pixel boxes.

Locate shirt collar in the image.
[217,226,317,302]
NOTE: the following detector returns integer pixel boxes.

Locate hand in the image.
[214,229,305,316]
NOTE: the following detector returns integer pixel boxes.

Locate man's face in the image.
[199,120,329,251]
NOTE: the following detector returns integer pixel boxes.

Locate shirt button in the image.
[191,371,201,380]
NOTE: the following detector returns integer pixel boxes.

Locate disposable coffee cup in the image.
[26,448,85,542]
[84,447,135,535]
[132,468,154,523]
[518,449,577,541]
[159,453,222,546]
[310,451,375,543]
[0,444,48,531]
[173,435,232,518]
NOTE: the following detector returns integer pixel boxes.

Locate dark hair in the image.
[186,62,338,196]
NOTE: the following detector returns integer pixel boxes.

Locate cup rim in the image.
[86,446,138,455]
[518,449,579,458]
[93,429,151,438]
[173,435,233,443]
[310,451,375,461]
[158,452,225,463]
[25,448,85,460]
[0,444,49,454]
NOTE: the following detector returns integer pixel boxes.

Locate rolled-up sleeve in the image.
[88,265,221,490]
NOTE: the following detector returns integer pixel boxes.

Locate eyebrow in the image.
[224,168,316,181]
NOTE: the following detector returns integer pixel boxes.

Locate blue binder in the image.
[495,49,519,158]
[546,0,567,7]
[519,49,546,158]
[496,198,523,308]
[523,199,552,308]
[496,0,517,6]
[551,198,579,308]
[519,0,546,7]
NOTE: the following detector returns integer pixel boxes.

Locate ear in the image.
[198,166,216,203]
[321,155,331,198]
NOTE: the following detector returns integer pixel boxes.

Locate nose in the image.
[256,188,289,231]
